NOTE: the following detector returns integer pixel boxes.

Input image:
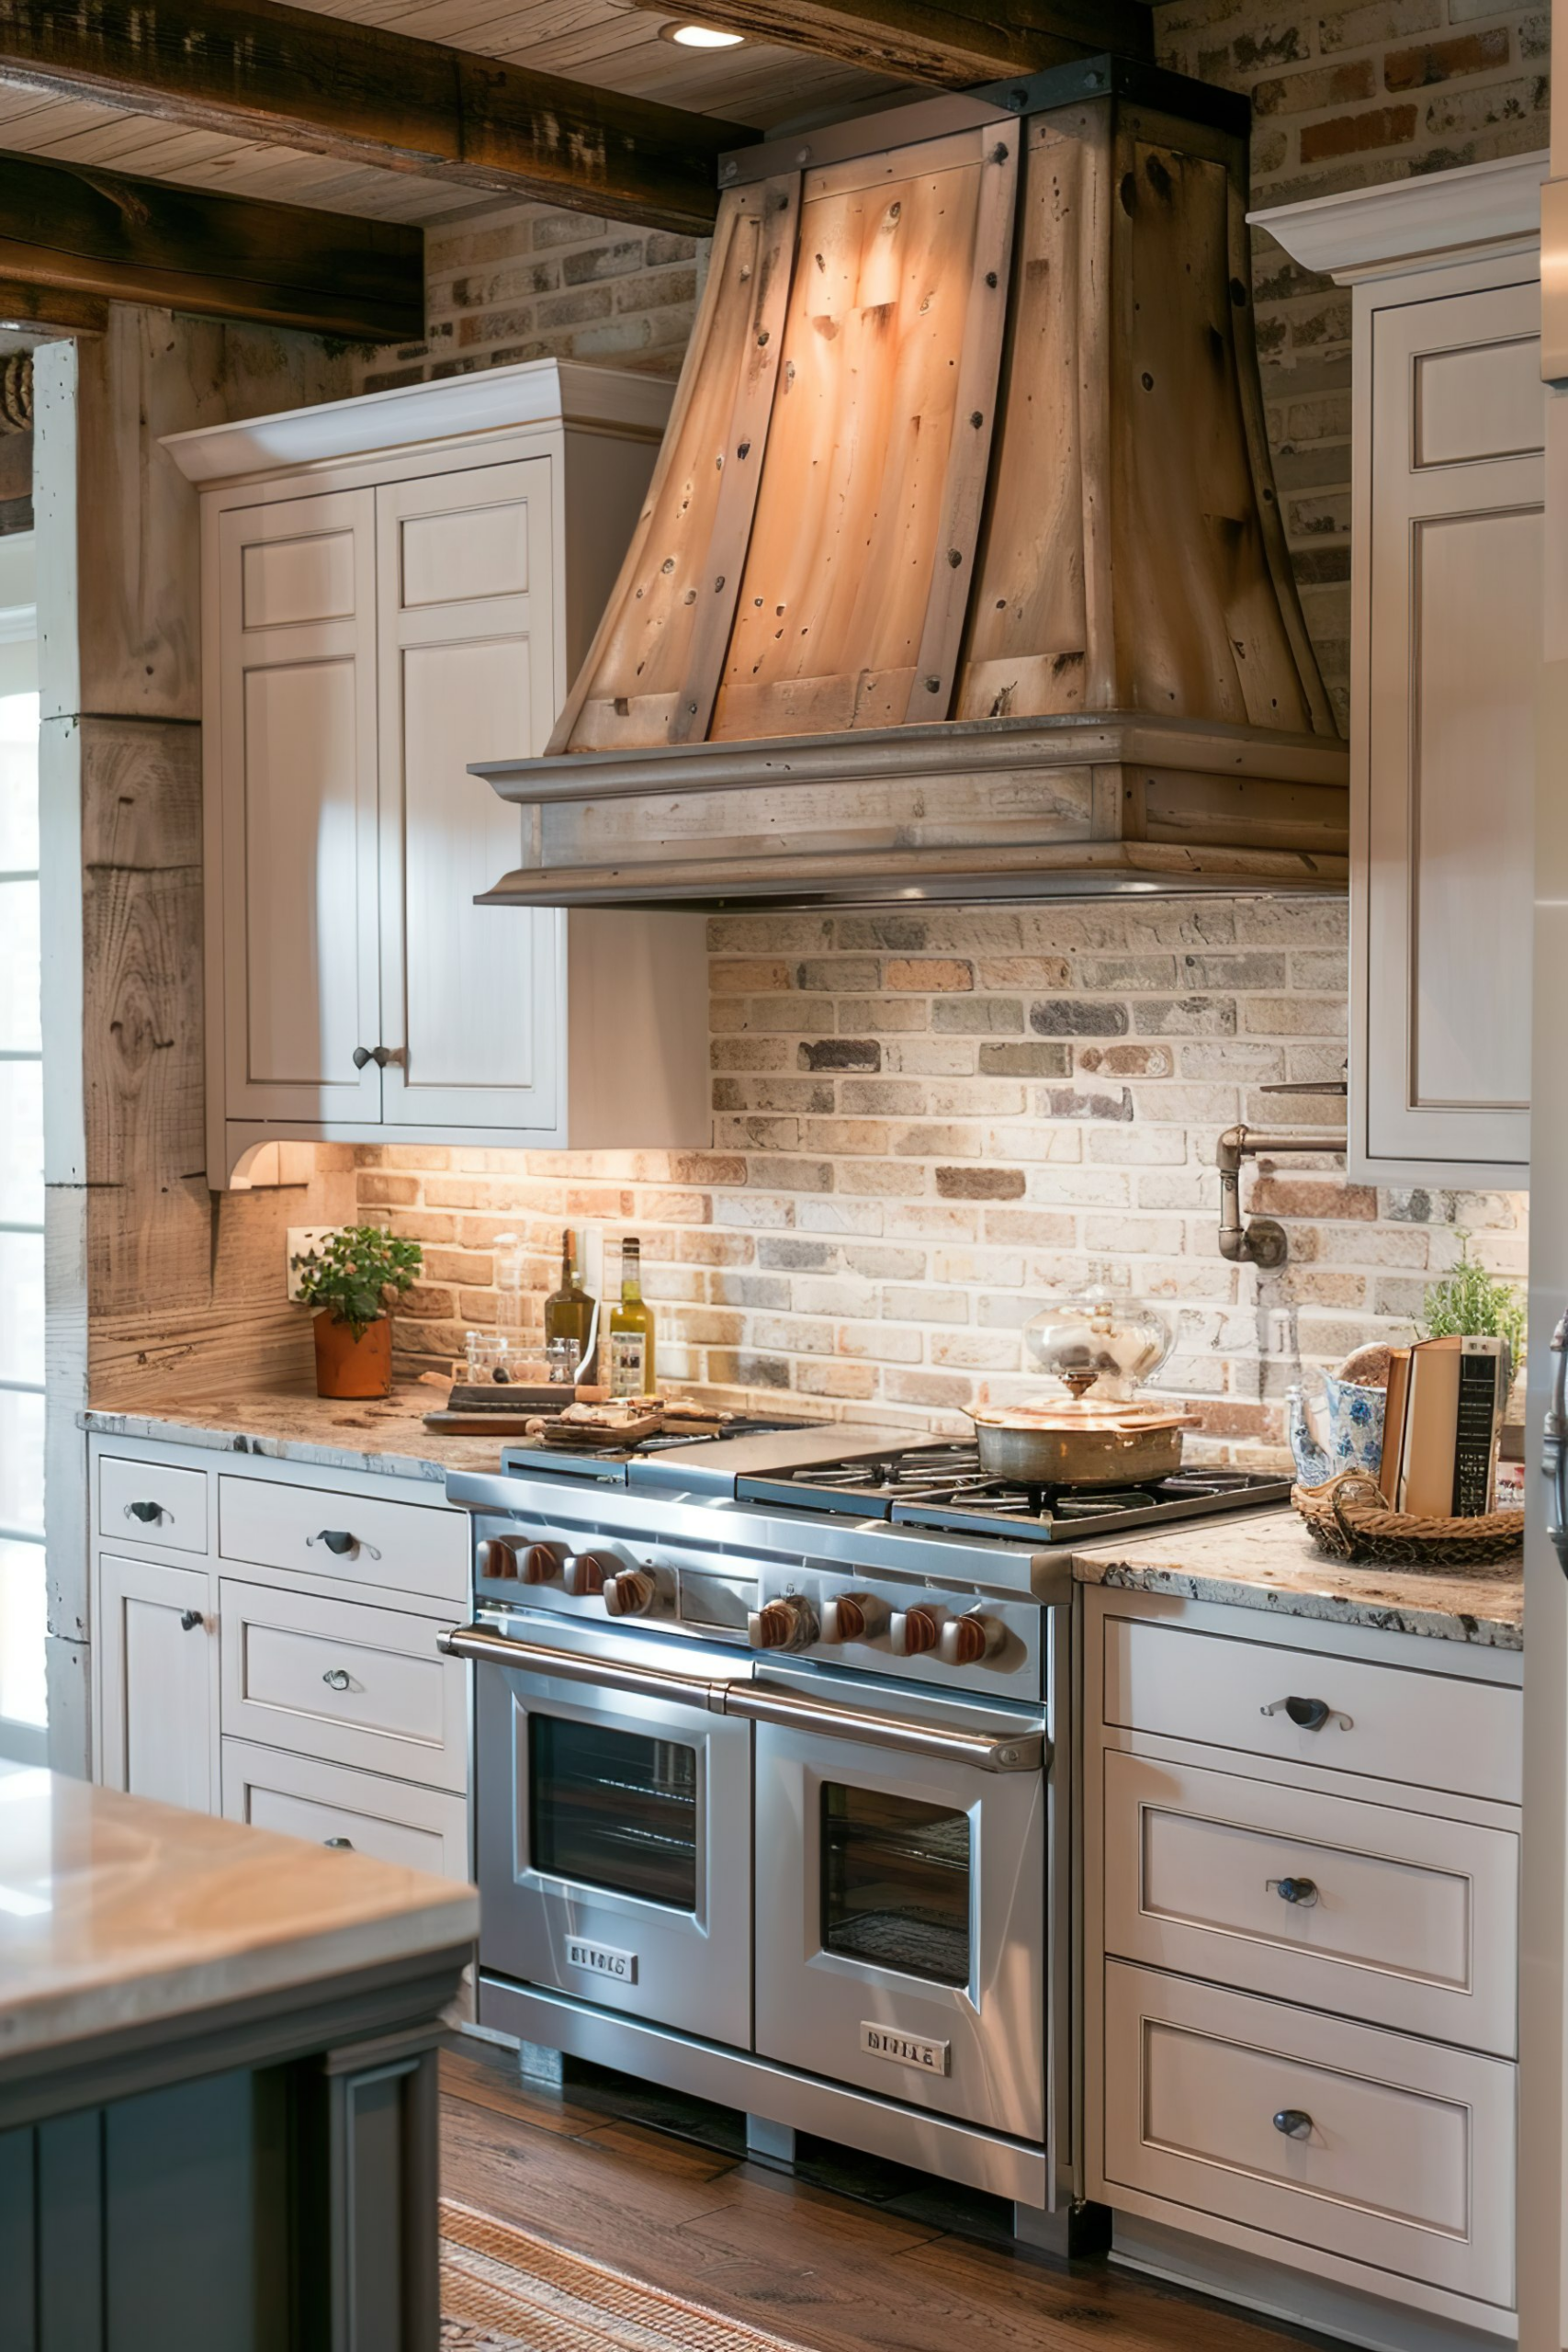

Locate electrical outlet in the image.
[287,1227,339,1301]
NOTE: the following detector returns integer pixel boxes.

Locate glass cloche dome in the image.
[1022,1262,1175,1402]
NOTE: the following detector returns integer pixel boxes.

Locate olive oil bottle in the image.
[608,1236,656,1397]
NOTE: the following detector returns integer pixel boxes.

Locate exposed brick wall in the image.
[361,899,1525,1470]
[354,205,706,392]
[1156,0,1549,725]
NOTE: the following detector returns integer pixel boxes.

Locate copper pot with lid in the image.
[968,1371,1197,1487]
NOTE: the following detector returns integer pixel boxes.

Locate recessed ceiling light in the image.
[660,20,746,45]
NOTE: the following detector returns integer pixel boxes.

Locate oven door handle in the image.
[438,1623,1046,1771]
[727,1684,1045,1772]
[436,1623,732,1713]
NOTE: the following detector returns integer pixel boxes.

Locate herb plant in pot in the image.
[292,1226,423,1400]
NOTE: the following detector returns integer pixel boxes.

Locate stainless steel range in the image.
[443,1424,1289,2241]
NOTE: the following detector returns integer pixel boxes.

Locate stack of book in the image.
[1378,1336,1509,1517]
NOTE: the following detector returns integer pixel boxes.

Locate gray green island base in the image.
[0,1764,477,2350]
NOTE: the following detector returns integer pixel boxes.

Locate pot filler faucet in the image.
[1216,1081,1349,1270]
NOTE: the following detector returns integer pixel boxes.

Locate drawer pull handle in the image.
[1267,1875,1318,1907]
[323,1837,355,1849]
[1272,2109,1314,2141]
[307,1529,381,1561]
[179,1609,204,1633]
[321,1668,352,1691]
[1261,1695,1352,1733]
[125,1500,166,1524]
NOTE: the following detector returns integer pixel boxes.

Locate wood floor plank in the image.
[440,2082,1307,2352]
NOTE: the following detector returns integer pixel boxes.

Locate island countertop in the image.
[1071,1504,1523,1649]
[0,1764,477,2070]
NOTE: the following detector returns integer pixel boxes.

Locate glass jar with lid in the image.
[1022,1262,1174,1402]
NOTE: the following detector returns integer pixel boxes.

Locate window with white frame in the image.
[0,533,42,1758]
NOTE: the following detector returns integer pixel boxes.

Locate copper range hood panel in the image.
[478,59,1348,911]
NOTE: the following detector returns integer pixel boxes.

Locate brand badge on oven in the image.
[860,2022,950,2075]
[565,1936,638,1984]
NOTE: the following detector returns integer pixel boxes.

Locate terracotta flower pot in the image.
[312,1311,393,1400]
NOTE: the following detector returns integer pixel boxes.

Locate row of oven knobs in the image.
[477,1538,654,1617]
[747,1593,1005,1667]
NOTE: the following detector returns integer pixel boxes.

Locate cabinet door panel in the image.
[1360,277,1541,1175]
[376,460,562,1133]
[97,1553,216,1814]
[218,490,381,1125]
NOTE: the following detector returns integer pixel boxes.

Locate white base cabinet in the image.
[164,359,710,1187]
[91,1435,472,1883]
[1085,1586,1522,2337]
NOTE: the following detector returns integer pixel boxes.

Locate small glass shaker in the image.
[545,1335,578,1386]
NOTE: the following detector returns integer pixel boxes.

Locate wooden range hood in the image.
[478,59,1348,911]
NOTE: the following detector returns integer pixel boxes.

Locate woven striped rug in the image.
[440,2199,809,2351]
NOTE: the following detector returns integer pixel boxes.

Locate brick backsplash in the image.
[359,899,1526,1471]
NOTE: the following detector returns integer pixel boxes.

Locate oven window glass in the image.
[529,1715,699,1910]
[820,1785,971,1986]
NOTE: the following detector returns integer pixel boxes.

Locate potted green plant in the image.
[1420,1229,1527,1396]
[291,1225,423,1399]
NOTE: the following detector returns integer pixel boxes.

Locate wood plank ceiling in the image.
[0,0,913,229]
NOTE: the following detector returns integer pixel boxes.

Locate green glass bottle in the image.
[608,1237,656,1397]
[543,1227,597,1382]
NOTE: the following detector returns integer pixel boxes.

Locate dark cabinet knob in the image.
[323,1837,355,1849]
[1272,2109,1314,2140]
[179,1609,203,1632]
[1284,1695,1330,1729]
[125,1499,164,1523]
[353,1046,373,1069]
[1268,1875,1319,1907]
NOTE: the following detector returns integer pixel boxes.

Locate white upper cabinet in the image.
[1256,156,1546,1187]
[167,362,711,1187]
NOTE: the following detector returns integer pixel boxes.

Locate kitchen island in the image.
[0,1763,476,2350]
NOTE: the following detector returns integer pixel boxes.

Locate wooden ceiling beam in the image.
[0,153,424,339]
[0,0,753,237]
[626,0,1151,89]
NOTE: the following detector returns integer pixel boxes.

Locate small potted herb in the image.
[291,1225,423,1399]
[1421,1229,1527,1404]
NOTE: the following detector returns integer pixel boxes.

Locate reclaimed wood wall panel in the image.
[958,106,1111,722]
[550,177,799,753]
[710,129,1016,741]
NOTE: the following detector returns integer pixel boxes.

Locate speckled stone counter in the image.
[1072,1505,1523,1649]
[83,1383,512,1485]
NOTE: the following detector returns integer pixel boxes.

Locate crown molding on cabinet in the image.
[1251,151,1547,284]
[162,357,674,487]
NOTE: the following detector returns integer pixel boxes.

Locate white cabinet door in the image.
[375,459,562,1132]
[1359,276,1542,1177]
[216,488,382,1125]
[98,1552,216,1814]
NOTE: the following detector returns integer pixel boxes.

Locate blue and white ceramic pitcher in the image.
[1286,1373,1385,1487]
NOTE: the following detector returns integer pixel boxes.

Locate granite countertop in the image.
[1072,1505,1523,1649]
[0,1764,477,2067]
[83,1384,515,1485]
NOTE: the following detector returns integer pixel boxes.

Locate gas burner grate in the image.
[740,1444,1291,1539]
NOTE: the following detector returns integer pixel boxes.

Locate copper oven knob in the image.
[604,1568,657,1618]
[938,1610,1006,1667]
[888,1605,941,1657]
[820,1591,888,1644]
[476,1536,520,1581]
[563,1551,613,1598]
[521,1544,560,1587]
[747,1596,819,1652]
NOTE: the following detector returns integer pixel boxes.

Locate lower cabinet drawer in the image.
[217,1473,468,1605]
[1103,1748,1518,2054]
[220,1578,467,1792]
[99,1454,209,1555]
[221,1740,469,1880]
[1102,1962,1515,2310]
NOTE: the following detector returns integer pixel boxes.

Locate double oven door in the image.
[753,1666,1047,2143]
[475,1617,751,2048]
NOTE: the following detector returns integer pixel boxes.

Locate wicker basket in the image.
[1292,1470,1523,1569]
